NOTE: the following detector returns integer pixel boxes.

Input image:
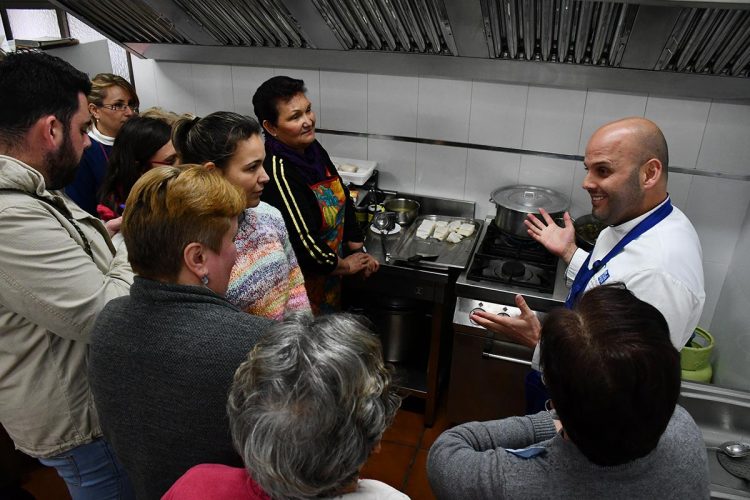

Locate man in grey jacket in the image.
[0,52,134,498]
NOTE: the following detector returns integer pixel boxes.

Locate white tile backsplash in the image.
[666,172,693,211]
[522,86,586,155]
[368,138,416,193]
[468,81,528,148]
[192,64,234,117]
[700,260,728,329]
[415,144,468,199]
[696,102,750,176]
[131,58,158,110]
[644,96,710,169]
[153,62,196,115]
[465,149,521,218]
[684,176,750,266]
[316,133,367,160]
[319,71,367,132]
[517,156,578,205]
[367,74,418,137]
[417,77,472,142]
[230,65,274,117]
[578,90,647,154]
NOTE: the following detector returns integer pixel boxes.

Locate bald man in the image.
[472,117,705,352]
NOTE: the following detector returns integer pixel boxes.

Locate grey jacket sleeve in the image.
[427,412,557,500]
[0,203,133,342]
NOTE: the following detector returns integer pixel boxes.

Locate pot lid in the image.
[491,185,569,213]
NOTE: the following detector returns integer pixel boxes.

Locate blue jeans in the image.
[39,438,134,500]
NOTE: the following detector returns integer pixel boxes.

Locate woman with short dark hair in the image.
[252,76,379,314]
[427,284,709,499]
[163,313,406,499]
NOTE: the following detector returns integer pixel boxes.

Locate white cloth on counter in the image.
[566,197,705,349]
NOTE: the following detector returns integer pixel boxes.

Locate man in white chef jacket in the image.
[472,117,705,355]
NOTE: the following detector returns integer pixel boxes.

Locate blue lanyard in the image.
[565,199,673,309]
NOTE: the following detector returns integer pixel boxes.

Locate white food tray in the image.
[331,156,377,186]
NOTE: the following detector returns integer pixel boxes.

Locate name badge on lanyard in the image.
[597,269,610,285]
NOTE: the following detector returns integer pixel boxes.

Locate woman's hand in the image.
[333,253,372,276]
[361,254,379,278]
[524,209,577,264]
[104,216,123,238]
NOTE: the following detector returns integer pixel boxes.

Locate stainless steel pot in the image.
[383,198,420,226]
[490,185,569,238]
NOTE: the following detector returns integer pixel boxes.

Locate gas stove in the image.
[467,223,558,294]
[455,217,569,315]
[448,217,570,423]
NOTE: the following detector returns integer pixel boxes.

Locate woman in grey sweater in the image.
[427,284,709,499]
[89,166,272,499]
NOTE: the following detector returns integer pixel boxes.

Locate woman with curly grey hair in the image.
[163,313,407,500]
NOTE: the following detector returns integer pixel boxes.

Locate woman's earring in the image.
[201,274,209,286]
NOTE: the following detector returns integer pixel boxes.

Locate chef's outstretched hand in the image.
[470,294,541,349]
[525,209,577,264]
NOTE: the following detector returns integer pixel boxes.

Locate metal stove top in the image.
[455,217,569,313]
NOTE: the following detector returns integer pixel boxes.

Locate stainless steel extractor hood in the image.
[49,0,750,101]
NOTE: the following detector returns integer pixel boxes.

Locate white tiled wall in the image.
[133,61,750,332]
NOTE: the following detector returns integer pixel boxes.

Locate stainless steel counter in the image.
[345,192,476,426]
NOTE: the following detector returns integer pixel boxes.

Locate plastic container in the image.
[681,364,713,383]
[331,156,377,186]
[681,327,714,371]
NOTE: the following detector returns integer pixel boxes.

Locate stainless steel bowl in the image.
[383,198,420,226]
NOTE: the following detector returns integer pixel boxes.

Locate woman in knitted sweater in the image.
[173,112,310,320]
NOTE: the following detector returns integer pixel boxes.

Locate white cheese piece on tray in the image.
[433,225,450,241]
[447,220,462,232]
[416,220,435,239]
[457,223,475,237]
[446,231,463,243]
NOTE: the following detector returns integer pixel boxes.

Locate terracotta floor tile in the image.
[420,395,453,450]
[382,408,425,447]
[404,449,436,500]
[361,441,417,491]
[22,466,70,500]
[420,410,453,451]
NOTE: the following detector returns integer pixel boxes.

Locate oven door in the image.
[447,307,534,424]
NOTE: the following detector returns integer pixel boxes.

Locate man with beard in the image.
[472,118,704,376]
[0,52,134,498]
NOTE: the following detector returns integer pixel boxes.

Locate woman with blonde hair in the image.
[66,73,139,215]
[89,165,273,500]
[173,111,310,320]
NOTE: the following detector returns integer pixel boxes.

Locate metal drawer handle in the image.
[481,352,532,366]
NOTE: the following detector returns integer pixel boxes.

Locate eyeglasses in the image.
[100,103,139,113]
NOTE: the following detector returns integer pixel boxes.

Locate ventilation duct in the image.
[47,0,750,100]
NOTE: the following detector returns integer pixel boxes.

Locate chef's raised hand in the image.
[470,294,541,349]
[525,209,577,264]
